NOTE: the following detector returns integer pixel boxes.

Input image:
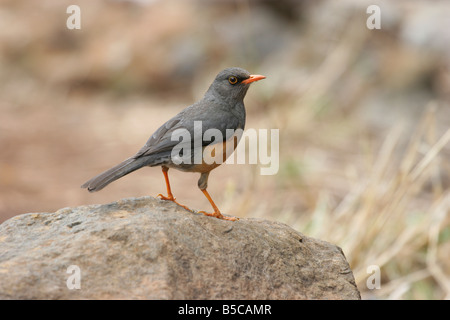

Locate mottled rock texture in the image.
[0,196,360,299]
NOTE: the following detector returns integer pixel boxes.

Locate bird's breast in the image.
[171,128,242,173]
[202,129,241,167]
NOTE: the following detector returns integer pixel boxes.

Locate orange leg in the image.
[157,167,191,212]
[198,189,238,221]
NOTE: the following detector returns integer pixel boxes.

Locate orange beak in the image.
[241,74,266,85]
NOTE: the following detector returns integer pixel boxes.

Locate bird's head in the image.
[207,67,266,103]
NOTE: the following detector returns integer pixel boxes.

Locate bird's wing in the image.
[132,115,184,159]
[132,101,241,160]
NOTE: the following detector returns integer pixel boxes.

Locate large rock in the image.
[0,197,360,299]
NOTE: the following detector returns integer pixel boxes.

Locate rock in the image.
[0,197,360,299]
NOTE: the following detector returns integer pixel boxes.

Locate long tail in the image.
[81,157,150,192]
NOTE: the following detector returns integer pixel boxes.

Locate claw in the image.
[158,193,192,212]
[157,193,172,201]
[198,210,238,221]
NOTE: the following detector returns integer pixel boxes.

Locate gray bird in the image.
[81,67,266,221]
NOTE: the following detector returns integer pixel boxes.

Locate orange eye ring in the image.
[228,76,238,85]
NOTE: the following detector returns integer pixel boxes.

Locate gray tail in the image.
[81,157,149,192]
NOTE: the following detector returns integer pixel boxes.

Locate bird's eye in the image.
[228,76,238,85]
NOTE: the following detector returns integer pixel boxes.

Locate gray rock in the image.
[0,197,360,299]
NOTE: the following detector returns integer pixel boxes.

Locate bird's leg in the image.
[197,172,238,221]
[157,166,191,212]
[157,166,175,200]
[198,189,238,221]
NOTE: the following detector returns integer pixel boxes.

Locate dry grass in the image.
[299,106,450,299]
[238,101,450,299]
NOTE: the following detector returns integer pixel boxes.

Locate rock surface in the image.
[0,197,360,299]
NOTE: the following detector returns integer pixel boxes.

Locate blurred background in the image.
[0,0,449,299]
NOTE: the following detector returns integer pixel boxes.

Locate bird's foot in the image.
[157,193,172,201]
[198,210,239,221]
[157,194,192,212]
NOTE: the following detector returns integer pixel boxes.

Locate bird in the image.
[81,67,266,221]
